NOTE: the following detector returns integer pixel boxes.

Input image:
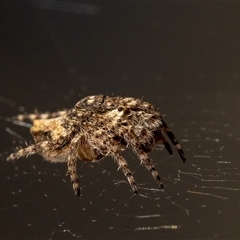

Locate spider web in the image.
[1,93,240,239]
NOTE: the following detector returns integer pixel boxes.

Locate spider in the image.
[7,95,186,196]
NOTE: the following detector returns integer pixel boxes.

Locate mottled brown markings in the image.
[7,95,186,196]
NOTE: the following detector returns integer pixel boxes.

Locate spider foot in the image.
[72,180,81,196]
[151,167,164,189]
[178,148,186,163]
[126,173,138,193]
[6,153,16,161]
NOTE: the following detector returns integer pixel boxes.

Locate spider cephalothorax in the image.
[7,95,186,196]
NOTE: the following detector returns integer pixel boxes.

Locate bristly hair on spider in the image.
[7,95,186,196]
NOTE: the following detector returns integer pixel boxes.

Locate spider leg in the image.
[116,127,164,189]
[11,110,69,122]
[7,143,44,161]
[158,133,173,155]
[85,126,138,194]
[67,135,81,196]
[112,152,138,193]
[135,148,164,189]
[161,119,186,162]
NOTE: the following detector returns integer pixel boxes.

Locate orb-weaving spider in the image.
[7,95,186,196]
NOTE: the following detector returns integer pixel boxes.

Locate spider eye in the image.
[118,107,123,111]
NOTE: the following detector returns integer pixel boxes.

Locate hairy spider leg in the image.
[135,148,164,188]
[161,119,186,162]
[66,135,81,196]
[120,128,164,189]
[112,152,138,193]
[11,110,70,122]
[90,132,138,193]
[7,142,45,161]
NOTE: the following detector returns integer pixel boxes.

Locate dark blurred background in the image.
[1,1,240,106]
[1,1,240,239]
